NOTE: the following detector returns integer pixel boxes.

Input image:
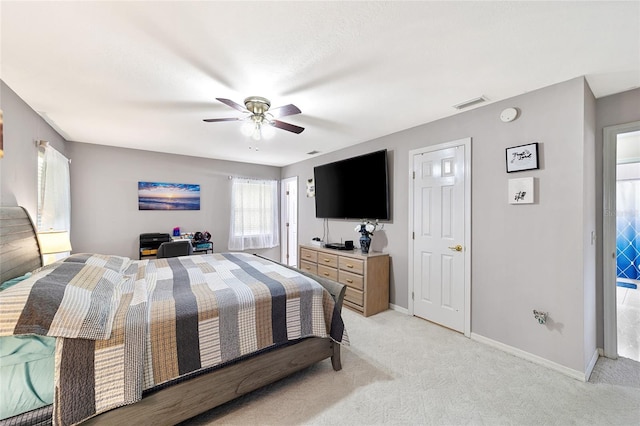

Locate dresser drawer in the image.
[339,257,364,275]
[317,253,338,268]
[339,270,364,291]
[300,248,318,263]
[317,264,338,281]
[299,260,317,275]
[345,287,364,306]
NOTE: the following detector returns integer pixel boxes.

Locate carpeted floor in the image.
[182,309,640,426]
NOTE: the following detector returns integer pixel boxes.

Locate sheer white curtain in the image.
[38,146,71,233]
[228,178,279,250]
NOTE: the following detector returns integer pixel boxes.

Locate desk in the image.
[140,233,172,260]
[171,237,213,255]
[193,242,213,254]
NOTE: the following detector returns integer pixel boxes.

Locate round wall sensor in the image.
[500,107,518,122]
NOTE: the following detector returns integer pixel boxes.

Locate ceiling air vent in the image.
[452,96,488,110]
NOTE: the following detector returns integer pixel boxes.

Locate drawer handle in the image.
[346,264,353,268]
[306,254,311,258]
[324,258,330,262]
[346,279,353,283]
[323,272,330,276]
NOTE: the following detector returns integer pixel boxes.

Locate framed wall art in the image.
[306,178,315,197]
[508,177,534,204]
[506,142,538,173]
[138,181,200,210]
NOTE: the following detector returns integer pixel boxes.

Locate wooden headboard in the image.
[0,206,42,283]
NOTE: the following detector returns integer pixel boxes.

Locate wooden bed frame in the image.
[0,206,346,425]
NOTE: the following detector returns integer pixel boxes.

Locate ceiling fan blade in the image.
[216,98,249,113]
[203,117,242,122]
[269,104,301,118]
[273,120,305,134]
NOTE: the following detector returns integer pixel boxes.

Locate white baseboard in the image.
[470,333,593,382]
[585,348,599,381]
[389,303,409,315]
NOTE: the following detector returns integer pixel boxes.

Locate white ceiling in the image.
[2,1,639,167]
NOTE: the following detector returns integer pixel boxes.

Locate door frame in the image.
[408,137,472,337]
[603,121,640,358]
[281,176,298,266]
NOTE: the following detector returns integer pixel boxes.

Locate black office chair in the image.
[156,240,193,258]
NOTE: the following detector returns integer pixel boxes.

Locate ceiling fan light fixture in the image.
[241,120,255,137]
[205,96,304,137]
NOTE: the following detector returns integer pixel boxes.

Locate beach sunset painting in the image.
[138,181,200,210]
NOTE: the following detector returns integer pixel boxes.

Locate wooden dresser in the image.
[298,244,389,317]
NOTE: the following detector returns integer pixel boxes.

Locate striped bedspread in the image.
[0,252,346,425]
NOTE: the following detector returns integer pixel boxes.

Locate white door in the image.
[410,139,470,334]
[281,177,298,266]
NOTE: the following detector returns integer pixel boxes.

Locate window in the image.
[37,145,71,233]
[228,178,279,250]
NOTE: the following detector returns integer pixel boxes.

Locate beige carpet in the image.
[182,309,640,426]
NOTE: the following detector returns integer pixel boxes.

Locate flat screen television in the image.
[314,149,390,220]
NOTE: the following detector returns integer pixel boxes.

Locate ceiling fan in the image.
[203,96,304,140]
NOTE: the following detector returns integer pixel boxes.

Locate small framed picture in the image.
[506,142,538,173]
[306,178,315,198]
[508,177,534,204]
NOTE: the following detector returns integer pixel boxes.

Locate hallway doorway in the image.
[604,122,640,362]
[281,177,298,266]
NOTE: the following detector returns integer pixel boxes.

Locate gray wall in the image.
[0,81,67,219]
[594,87,640,348]
[283,77,598,373]
[66,142,282,260]
[582,81,597,370]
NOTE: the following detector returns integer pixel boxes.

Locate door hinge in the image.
[286,190,290,195]
[412,171,415,179]
[412,231,415,240]
[412,292,414,300]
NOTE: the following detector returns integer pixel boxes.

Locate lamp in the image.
[240,115,275,142]
[38,230,72,255]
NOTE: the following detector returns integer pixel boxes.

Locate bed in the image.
[0,206,347,425]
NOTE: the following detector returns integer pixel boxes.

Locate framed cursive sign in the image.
[506,142,538,172]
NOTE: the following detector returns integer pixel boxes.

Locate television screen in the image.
[314,149,390,220]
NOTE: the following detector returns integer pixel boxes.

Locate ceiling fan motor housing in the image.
[244,96,271,115]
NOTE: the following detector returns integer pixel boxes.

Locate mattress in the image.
[0,335,55,420]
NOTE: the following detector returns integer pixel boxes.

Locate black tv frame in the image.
[313,149,390,220]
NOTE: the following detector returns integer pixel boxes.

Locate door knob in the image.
[448,244,463,252]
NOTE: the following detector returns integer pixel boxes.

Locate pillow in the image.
[63,253,131,273]
[0,272,32,292]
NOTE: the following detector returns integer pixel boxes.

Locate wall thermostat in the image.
[500,107,519,122]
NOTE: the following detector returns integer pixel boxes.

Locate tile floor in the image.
[617,279,640,361]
